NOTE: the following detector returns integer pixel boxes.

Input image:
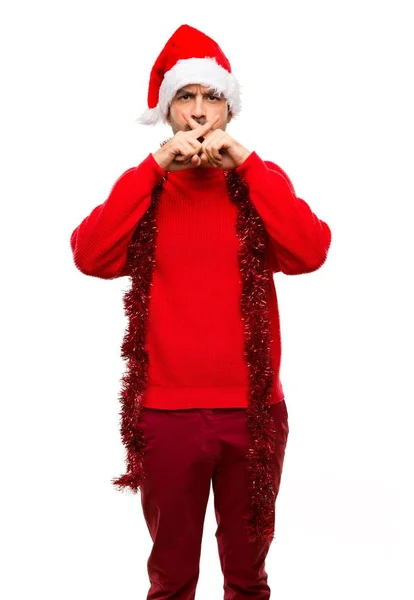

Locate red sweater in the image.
[70,151,331,409]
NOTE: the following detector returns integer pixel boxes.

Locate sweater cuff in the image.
[234,150,263,174]
[146,152,168,178]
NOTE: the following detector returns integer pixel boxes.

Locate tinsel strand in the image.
[111,177,166,493]
[224,169,279,544]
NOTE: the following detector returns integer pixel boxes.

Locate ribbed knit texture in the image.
[70,151,331,409]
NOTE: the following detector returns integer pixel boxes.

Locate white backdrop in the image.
[1,1,412,598]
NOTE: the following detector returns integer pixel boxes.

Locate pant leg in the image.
[139,407,219,600]
[211,400,289,600]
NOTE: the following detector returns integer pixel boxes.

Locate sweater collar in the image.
[169,165,228,182]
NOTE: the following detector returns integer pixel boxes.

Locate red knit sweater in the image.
[70,150,331,409]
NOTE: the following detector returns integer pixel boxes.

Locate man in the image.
[70,24,331,599]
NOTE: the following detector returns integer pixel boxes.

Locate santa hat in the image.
[136,24,242,126]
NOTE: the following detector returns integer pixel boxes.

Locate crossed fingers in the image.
[173,114,219,165]
[185,115,226,167]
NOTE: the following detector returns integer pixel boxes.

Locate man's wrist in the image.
[152,148,170,170]
[234,148,252,168]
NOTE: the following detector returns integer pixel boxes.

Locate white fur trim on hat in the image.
[136,57,242,126]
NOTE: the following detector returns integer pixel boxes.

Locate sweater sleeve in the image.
[235,151,332,275]
[70,153,167,279]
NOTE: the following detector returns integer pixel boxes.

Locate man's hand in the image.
[184,115,252,169]
[152,115,220,171]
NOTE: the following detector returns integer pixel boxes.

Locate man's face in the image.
[166,83,232,134]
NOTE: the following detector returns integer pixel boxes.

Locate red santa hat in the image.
[136,24,242,126]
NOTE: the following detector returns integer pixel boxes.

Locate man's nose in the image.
[192,97,206,120]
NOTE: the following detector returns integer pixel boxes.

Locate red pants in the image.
[139,400,289,599]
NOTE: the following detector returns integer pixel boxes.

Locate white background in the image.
[1,0,413,598]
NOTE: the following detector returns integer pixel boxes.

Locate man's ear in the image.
[227,108,233,124]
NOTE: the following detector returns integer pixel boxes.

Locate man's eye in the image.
[178,94,219,100]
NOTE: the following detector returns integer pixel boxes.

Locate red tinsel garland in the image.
[110,180,162,492]
[111,169,279,544]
